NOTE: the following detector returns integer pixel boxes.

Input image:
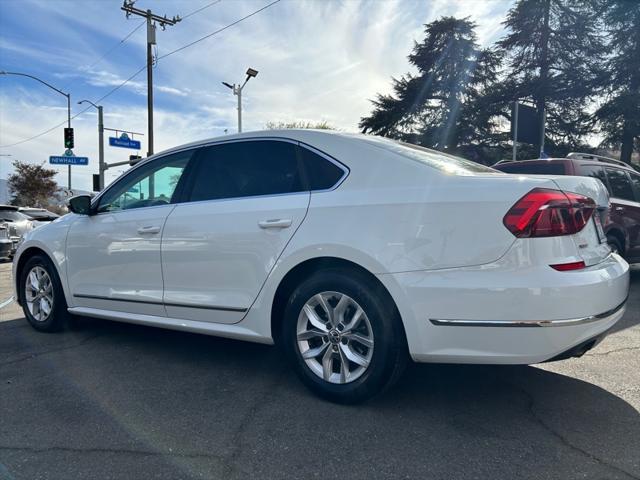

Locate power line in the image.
[62,20,146,91]
[181,0,223,20]
[0,0,280,149]
[159,0,280,60]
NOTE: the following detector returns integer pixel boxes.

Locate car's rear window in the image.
[359,136,497,175]
[497,162,566,175]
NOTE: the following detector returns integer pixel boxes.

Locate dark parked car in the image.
[18,207,60,222]
[494,153,640,262]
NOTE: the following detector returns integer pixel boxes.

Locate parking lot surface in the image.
[1,259,639,480]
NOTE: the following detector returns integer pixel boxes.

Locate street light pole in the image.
[78,100,105,190]
[0,70,72,188]
[222,68,258,134]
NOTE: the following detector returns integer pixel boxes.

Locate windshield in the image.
[0,210,30,222]
[359,135,498,175]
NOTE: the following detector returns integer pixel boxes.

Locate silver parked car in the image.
[0,205,36,255]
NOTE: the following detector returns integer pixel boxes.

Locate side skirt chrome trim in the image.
[73,294,247,313]
[429,299,626,327]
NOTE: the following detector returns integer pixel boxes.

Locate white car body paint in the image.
[13,130,630,363]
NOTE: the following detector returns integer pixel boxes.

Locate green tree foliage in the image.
[496,0,605,154]
[8,160,58,207]
[594,0,640,163]
[359,17,500,156]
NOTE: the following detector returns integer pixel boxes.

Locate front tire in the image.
[19,255,70,332]
[282,269,407,404]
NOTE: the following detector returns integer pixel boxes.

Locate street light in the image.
[222,67,259,133]
[0,70,73,188]
[78,100,105,191]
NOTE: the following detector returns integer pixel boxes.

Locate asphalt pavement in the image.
[1,259,639,480]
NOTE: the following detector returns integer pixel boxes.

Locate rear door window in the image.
[498,162,566,175]
[188,140,304,202]
[628,172,640,202]
[577,164,610,193]
[298,146,345,190]
[605,168,635,201]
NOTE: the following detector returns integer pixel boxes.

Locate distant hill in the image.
[0,179,8,204]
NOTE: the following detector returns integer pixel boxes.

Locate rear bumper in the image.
[379,252,630,365]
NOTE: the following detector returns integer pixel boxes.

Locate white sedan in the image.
[13,130,629,403]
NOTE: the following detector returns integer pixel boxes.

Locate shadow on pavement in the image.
[1,316,638,480]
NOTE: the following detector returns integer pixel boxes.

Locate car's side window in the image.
[97,150,193,213]
[605,167,635,201]
[629,172,640,203]
[577,164,610,193]
[298,146,346,190]
[187,140,304,202]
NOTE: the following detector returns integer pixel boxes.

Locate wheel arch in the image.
[270,256,407,347]
[15,246,62,306]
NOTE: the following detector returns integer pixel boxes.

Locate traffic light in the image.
[129,155,142,166]
[92,174,100,192]
[64,127,74,149]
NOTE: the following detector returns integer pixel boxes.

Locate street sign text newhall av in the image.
[49,155,88,165]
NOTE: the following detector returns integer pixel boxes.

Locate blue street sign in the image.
[49,156,89,165]
[50,149,88,165]
[109,133,141,150]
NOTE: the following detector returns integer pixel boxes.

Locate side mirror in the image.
[68,195,93,215]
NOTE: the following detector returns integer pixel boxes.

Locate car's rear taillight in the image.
[503,188,596,238]
[550,261,586,271]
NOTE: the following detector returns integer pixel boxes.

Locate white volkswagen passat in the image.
[13,130,629,403]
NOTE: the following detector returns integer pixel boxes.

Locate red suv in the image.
[494,153,640,262]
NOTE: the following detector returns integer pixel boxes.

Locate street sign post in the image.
[109,132,141,150]
[49,149,89,166]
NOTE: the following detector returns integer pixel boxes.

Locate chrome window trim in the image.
[429,298,626,327]
[90,136,350,214]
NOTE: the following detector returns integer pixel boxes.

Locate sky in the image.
[0,0,512,191]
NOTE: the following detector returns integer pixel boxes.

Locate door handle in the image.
[137,225,161,234]
[258,219,292,229]
[614,206,625,212]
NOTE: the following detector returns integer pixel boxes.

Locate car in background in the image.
[494,153,640,262]
[0,205,37,256]
[0,223,12,260]
[18,207,60,223]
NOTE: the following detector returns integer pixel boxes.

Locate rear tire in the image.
[19,255,70,332]
[607,235,623,256]
[282,269,407,404]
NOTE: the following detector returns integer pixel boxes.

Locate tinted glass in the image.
[628,172,640,202]
[97,151,192,213]
[360,135,496,174]
[577,164,609,193]
[0,211,29,222]
[605,168,634,201]
[497,162,566,175]
[189,140,304,201]
[299,147,344,190]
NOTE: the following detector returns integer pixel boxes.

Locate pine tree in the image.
[497,0,605,155]
[359,17,499,154]
[595,0,640,163]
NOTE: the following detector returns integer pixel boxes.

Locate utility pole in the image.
[121,0,180,156]
[222,68,259,133]
[78,100,105,190]
[536,0,551,157]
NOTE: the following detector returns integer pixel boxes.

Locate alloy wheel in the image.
[24,266,54,322]
[296,291,374,384]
